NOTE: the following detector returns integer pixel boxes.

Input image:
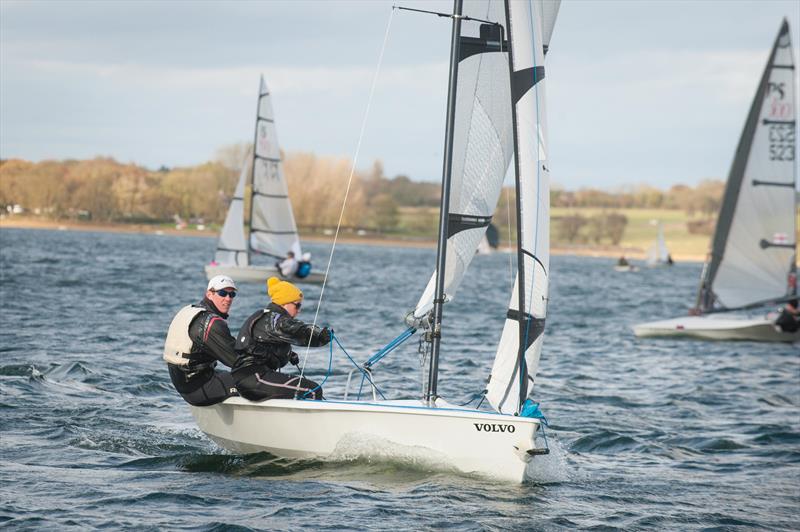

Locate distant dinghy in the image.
[205,77,324,284]
[191,0,562,482]
[645,221,672,267]
[634,20,798,343]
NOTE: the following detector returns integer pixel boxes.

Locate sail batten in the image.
[698,20,797,311]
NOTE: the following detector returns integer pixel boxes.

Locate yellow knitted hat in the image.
[267,276,303,306]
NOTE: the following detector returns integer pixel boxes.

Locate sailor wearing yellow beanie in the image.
[232,277,332,401]
[266,277,304,307]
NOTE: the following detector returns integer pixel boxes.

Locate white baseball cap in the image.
[207,275,237,291]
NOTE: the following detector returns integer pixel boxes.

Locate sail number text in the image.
[769,124,795,161]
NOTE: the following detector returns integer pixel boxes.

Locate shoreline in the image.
[0,216,705,262]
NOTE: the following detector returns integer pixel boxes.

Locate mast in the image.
[503,0,529,408]
[246,76,263,266]
[426,0,463,404]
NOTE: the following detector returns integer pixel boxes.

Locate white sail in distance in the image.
[249,76,302,260]
[412,0,515,319]
[486,0,553,415]
[646,222,670,266]
[213,148,252,266]
[698,20,797,311]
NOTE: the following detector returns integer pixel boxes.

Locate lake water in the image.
[1,227,798,530]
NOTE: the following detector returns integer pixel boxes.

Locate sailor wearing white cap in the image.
[162,275,240,406]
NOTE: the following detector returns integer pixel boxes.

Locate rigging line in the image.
[296,6,396,388]
[394,5,501,26]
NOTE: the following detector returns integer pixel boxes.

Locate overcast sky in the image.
[1,0,798,190]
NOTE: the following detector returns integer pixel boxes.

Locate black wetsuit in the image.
[776,304,800,333]
[233,302,331,401]
[167,298,239,406]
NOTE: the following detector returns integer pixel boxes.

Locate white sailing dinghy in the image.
[645,221,672,267]
[190,0,560,482]
[205,77,324,284]
[634,20,798,343]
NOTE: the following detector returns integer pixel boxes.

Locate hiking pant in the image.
[168,365,239,406]
[233,365,323,401]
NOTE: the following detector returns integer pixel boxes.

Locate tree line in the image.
[0,151,725,235]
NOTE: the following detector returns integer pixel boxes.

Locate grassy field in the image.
[552,207,713,259]
[392,206,800,260]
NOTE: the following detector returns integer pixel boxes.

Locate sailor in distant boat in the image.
[295,252,312,279]
[232,277,330,400]
[617,256,629,267]
[275,251,298,278]
[163,275,240,406]
[775,299,799,333]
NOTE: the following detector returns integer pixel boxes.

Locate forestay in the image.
[486,0,553,415]
[698,20,797,311]
[213,149,251,266]
[250,77,302,260]
[412,1,514,319]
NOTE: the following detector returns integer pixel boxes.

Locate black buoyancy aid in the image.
[235,308,270,354]
[235,306,293,370]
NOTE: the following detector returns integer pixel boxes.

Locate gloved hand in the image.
[318,327,332,345]
[289,351,300,366]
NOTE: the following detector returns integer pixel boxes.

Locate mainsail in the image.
[249,76,302,261]
[412,1,514,319]
[486,0,553,415]
[213,148,251,266]
[697,19,797,312]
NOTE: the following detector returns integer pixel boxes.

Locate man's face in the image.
[207,287,236,313]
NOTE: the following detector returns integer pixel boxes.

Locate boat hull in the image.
[632,315,799,342]
[190,398,546,483]
[204,264,325,284]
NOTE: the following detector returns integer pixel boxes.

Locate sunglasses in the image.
[290,301,302,310]
[214,289,237,298]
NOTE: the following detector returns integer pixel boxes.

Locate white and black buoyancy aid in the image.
[163,305,206,365]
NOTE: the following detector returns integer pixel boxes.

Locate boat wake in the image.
[524,435,571,484]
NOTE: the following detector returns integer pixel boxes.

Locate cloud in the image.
[17,58,446,96]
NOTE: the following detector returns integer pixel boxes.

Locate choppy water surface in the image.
[1,227,798,530]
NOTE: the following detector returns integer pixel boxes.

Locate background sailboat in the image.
[645,220,672,267]
[634,20,798,342]
[205,77,324,284]
[189,0,560,482]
